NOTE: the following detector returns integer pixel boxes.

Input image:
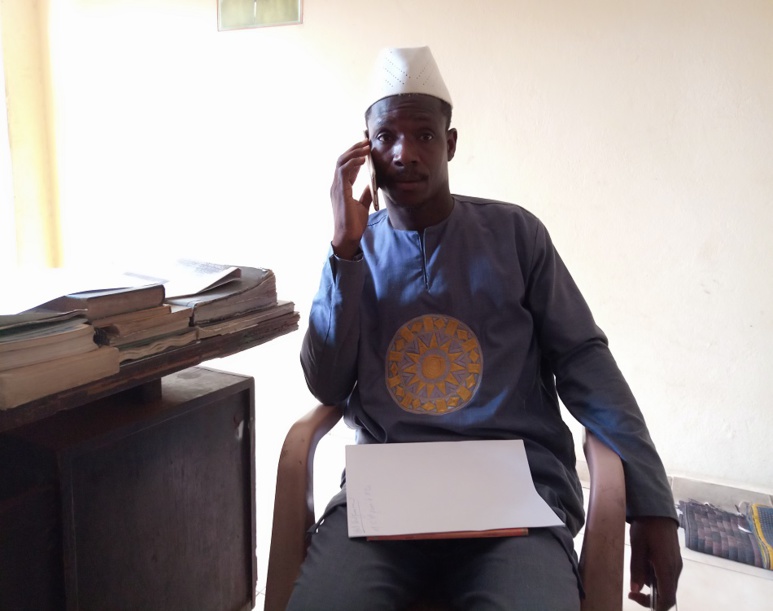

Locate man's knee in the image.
[287,505,427,611]
[442,529,581,610]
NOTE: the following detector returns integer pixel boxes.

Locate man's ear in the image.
[446,128,458,161]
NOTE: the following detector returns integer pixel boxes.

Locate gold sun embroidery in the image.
[386,315,483,415]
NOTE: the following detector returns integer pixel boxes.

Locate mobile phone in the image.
[364,130,379,211]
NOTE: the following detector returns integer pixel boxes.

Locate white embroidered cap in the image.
[366,46,453,112]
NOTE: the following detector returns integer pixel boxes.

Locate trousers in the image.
[286,503,581,611]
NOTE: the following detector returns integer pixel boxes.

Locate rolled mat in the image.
[741,502,773,569]
[679,500,766,569]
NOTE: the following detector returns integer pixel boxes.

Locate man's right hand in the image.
[330,139,374,260]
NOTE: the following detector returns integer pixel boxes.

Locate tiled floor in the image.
[252,421,773,610]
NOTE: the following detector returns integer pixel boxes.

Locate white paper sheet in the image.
[345,439,563,538]
[123,259,240,298]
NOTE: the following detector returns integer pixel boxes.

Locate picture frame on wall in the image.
[218,0,302,31]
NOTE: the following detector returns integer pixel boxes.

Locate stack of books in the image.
[42,282,199,364]
[0,260,298,409]
[0,311,120,410]
[121,259,297,343]
[92,304,197,363]
[164,265,294,339]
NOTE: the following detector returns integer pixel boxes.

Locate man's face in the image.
[366,94,457,212]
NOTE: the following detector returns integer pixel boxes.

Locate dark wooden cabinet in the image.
[0,366,256,611]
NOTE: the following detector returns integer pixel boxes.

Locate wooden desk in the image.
[0,317,298,611]
[0,311,298,433]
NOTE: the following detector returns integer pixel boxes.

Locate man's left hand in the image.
[628,516,683,610]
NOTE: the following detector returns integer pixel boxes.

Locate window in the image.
[0,26,16,270]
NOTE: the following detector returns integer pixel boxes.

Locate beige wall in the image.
[12,0,771,509]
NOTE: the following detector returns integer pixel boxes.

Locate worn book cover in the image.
[116,328,199,363]
[95,312,192,348]
[43,284,165,321]
[0,309,86,331]
[94,305,192,338]
[90,304,172,328]
[197,301,295,339]
[0,346,120,410]
[0,320,97,371]
[0,317,93,352]
[166,266,277,324]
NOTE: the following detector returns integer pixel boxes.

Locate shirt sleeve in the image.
[525,221,677,521]
[300,249,365,406]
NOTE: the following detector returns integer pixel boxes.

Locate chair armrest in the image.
[579,429,627,611]
[264,404,342,611]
